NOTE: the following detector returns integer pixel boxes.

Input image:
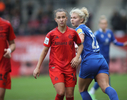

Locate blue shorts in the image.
[79,58,109,79]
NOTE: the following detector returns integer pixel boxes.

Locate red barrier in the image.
[11,35,50,76]
[10,35,127,76]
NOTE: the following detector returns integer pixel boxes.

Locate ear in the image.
[66,16,68,19]
[80,18,84,23]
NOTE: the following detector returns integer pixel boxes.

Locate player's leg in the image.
[89,82,99,100]
[96,58,119,100]
[89,82,99,94]
[54,83,65,100]
[65,87,74,100]
[64,71,77,100]
[96,73,119,100]
[0,88,6,100]
[49,69,65,100]
[78,77,93,100]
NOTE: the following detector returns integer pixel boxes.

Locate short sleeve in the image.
[43,32,51,47]
[74,31,81,45]
[8,23,16,41]
[110,31,116,42]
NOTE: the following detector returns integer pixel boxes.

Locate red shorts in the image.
[49,68,77,87]
[0,72,11,89]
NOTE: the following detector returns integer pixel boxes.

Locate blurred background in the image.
[0,0,127,100]
[0,0,127,76]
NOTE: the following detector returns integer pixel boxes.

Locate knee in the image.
[79,88,87,93]
[100,85,109,93]
[57,90,65,96]
[66,92,74,98]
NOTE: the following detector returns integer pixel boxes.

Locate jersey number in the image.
[91,34,99,49]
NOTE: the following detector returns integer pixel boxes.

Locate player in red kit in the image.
[0,17,16,100]
[33,9,83,100]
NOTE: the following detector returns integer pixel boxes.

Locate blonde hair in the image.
[99,15,107,22]
[70,7,89,24]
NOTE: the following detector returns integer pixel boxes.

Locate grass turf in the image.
[5,74,127,100]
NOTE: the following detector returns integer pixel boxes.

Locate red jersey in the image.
[0,17,16,72]
[43,26,81,72]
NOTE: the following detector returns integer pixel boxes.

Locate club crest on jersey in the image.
[55,77,58,81]
[108,33,111,38]
[77,28,83,34]
[68,34,72,39]
[44,37,49,45]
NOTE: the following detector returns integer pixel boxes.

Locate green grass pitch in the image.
[5,74,127,100]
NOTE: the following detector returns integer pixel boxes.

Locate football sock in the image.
[66,97,74,100]
[80,91,92,100]
[55,94,64,100]
[105,86,119,100]
[93,82,100,90]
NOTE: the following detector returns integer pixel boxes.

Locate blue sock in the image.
[93,82,99,90]
[105,86,119,100]
[80,91,92,100]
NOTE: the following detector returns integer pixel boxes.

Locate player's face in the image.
[99,19,108,30]
[71,13,81,27]
[55,12,67,27]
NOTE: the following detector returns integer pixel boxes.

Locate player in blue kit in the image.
[70,7,119,100]
[89,15,127,100]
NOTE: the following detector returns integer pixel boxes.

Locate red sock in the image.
[66,97,74,100]
[55,94,64,100]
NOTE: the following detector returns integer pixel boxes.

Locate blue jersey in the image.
[95,29,124,64]
[76,24,103,62]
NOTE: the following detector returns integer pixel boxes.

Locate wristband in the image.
[7,48,12,53]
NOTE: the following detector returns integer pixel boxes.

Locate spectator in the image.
[110,10,121,31]
[0,0,5,16]
[26,2,34,19]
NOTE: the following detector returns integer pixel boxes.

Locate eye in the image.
[62,16,65,18]
[57,16,60,19]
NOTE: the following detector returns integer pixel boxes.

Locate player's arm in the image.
[33,46,49,79]
[71,31,84,68]
[3,40,16,58]
[71,43,83,68]
[111,31,127,46]
[77,33,84,66]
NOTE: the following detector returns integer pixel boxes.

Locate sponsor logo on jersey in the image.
[55,42,67,45]
[44,37,49,45]
[105,38,109,44]
[101,34,104,38]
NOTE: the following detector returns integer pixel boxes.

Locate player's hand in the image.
[71,56,79,68]
[3,48,11,58]
[33,67,40,79]
[124,41,127,46]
